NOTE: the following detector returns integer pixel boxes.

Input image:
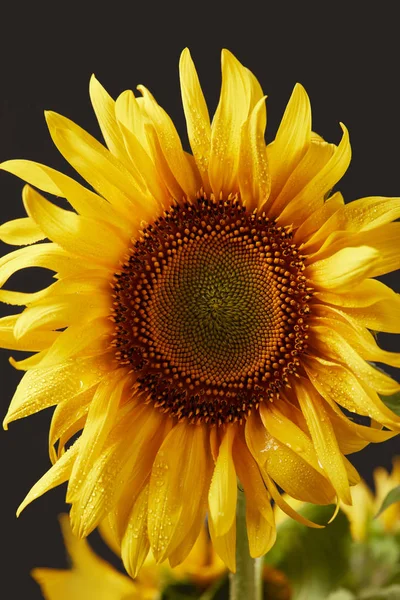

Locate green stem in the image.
[229,486,263,600]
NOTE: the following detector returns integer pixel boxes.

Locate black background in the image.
[1,5,399,599]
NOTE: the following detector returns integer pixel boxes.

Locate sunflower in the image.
[1,48,400,577]
[341,457,400,541]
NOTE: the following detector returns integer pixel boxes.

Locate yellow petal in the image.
[0,243,73,288]
[0,216,45,245]
[307,246,379,291]
[0,314,58,351]
[259,401,322,473]
[114,89,151,154]
[38,318,112,369]
[294,378,351,504]
[148,423,211,561]
[303,196,400,253]
[45,111,154,224]
[68,370,129,501]
[239,96,270,210]
[310,325,400,395]
[293,192,345,244]
[89,75,131,165]
[121,482,151,579]
[312,307,400,369]
[271,137,335,218]
[208,510,236,572]
[3,355,107,429]
[23,185,125,267]
[17,439,80,516]
[320,392,397,454]
[209,49,264,197]
[13,291,110,339]
[116,118,169,208]
[262,469,324,529]
[0,159,127,231]
[233,437,276,557]
[266,83,311,203]
[316,278,400,334]
[70,404,168,536]
[245,411,335,505]
[179,48,211,190]
[278,124,351,227]
[304,356,400,430]
[49,387,94,464]
[137,85,200,197]
[208,426,237,537]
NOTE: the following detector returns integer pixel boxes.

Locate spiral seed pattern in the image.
[111,197,312,424]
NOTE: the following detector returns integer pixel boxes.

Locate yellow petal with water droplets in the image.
[148,423,211,561]
[293,192,345,244]
[245,411,335,505]
[3,355,107,429]
[70,405,168,536]
[68,370,129,502]
[208,425,237,537]
[239,96,270,211]
[312,307,400,369]
[23,186,125,267]
[278,124,351,227]
[307,246,379,292]
[311,325,400,395]
[0,216,45,246]
[266,83,311,203]
[17,439,81,516]
[294,378,351,505]
[179,48,211,190]
[304,196,400,253]
[209,49,264,197]
[304,356,400,430]
[121,483,150,579]
[259,401,322,473]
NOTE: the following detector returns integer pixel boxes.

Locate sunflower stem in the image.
[229,486,263,600]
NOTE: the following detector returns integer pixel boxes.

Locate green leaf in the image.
[375,486,400,519]
[380,391,400,416]
[265,504,352,600]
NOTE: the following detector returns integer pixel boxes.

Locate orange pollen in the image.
[111,197,312,425]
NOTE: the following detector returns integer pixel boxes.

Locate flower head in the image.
[1,48,400,575]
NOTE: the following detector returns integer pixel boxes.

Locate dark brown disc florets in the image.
[111,197,312,425]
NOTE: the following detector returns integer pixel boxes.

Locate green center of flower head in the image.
[111,197,312,424]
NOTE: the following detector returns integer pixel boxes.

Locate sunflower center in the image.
[111,197,311,424]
